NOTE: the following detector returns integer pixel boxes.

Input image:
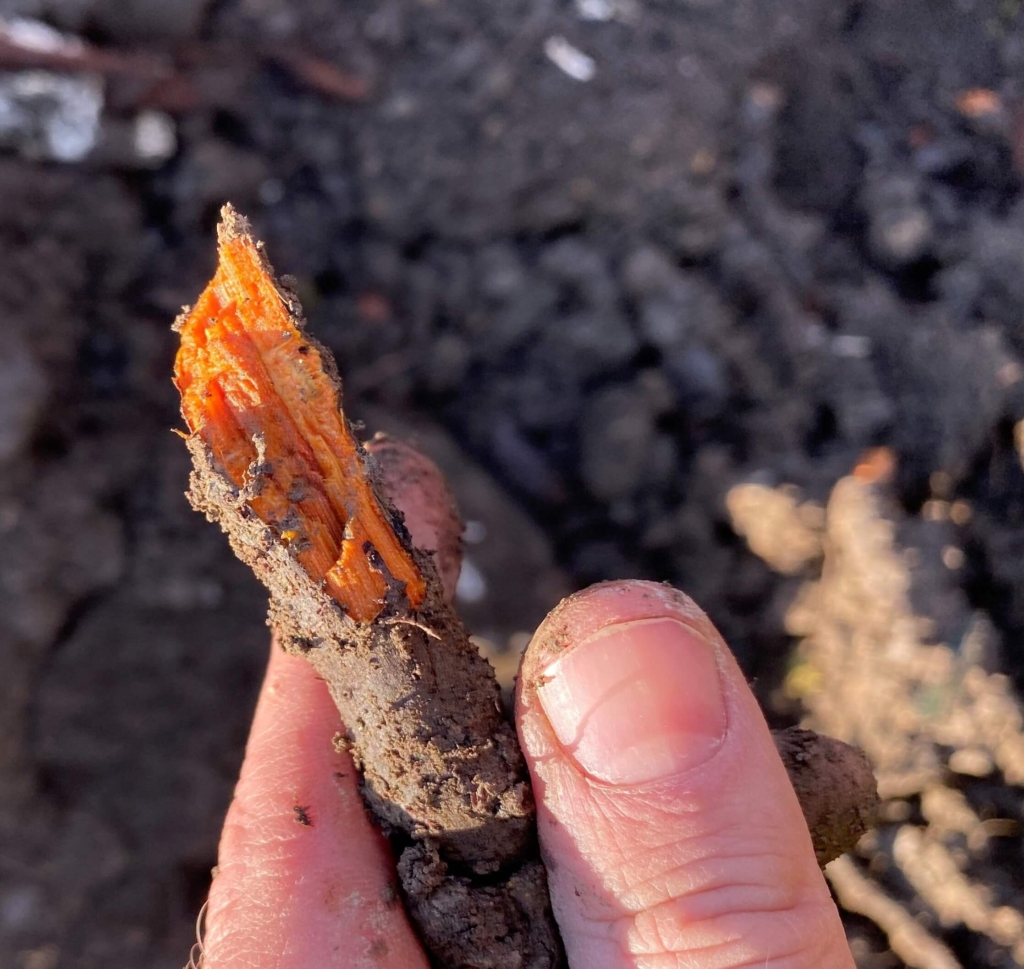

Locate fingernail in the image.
[536,618,727,785]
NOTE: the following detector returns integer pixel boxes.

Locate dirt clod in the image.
[773,727,879,867]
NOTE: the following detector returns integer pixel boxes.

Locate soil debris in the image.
[741,469,1024,966]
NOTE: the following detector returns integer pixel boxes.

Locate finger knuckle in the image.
[616,889,844,969]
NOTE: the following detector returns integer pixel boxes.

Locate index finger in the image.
[202,439,462,969]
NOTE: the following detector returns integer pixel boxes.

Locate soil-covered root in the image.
[175,206,564,969]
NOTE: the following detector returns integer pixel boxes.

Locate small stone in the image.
[668,188,730,259]
[477,244,527,301]
[580,383,655,501]
[426,334,471,394]
[644,433,678,490]
[863,174,933,267]
[913,136,973,176]
[970,216,1024,327]
[543,312,639,381]
[539,238,616,309]
[362,241,404,289]
[0,70,103,163]
[0,336,47,462]
[664,345,728,418]
[935,263,982,324]
[639,297,685,349]
[469,282,558,359]
[502,354,582,431]
[621,245,682,297]
[489,417,565,504]
[132,110,177,164]
[636,368,675,415]
[543,36,596,83]
[638,275,732,351]
[456,557,487,604]
[0,884,41,930]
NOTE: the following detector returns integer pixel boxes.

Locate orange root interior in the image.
[173,214,425,622]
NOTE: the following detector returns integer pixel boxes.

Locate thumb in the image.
[515,580,854,969]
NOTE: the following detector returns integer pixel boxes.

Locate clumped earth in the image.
[3,0,1024,966]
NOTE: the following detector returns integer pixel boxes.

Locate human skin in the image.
[201,442,855,969]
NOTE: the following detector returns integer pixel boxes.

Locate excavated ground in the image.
[4,1,1024,965]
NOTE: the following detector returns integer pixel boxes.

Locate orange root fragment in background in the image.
[173,206,425,622]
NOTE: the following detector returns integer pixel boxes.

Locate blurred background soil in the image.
[4,0,1024,966]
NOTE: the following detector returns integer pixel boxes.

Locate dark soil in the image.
[4,0,1024,966]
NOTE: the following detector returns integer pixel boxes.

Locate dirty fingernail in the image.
[536,618,727,785]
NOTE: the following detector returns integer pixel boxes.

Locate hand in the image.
[198,442,855,969]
